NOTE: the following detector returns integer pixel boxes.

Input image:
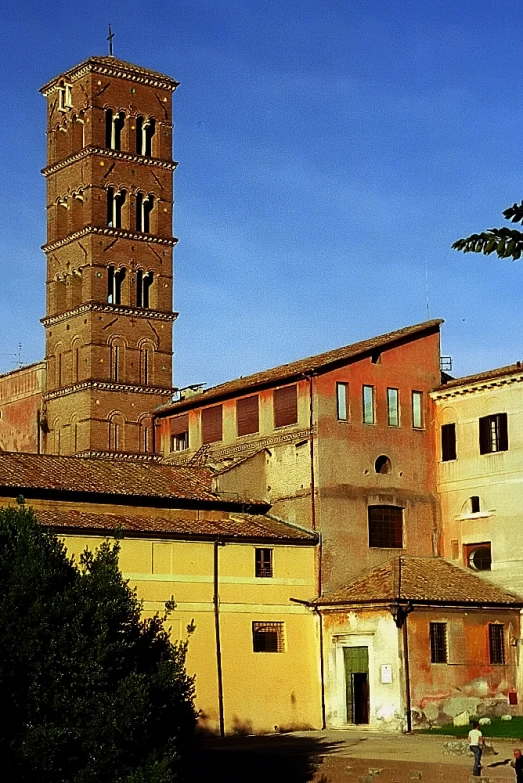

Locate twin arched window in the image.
[136,116,155,156]
[105,109,125,151]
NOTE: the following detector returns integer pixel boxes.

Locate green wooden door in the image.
[343,646,369,724]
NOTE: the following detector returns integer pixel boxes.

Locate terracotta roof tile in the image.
[435,363,523,392]
[0,452,220,502]
[41,56,179,94]
[158,320,443,414]
[314,556,523,606]
[32,507,317,543]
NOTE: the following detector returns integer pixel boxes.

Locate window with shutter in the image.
[441,423,457,461]
[479,413,508,454]
[237,395,259,436]
[170,414,189,451]
[273,385,298,428]
[202,405,223,444]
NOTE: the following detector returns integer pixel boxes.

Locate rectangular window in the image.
[252,621,285,652]
[202,404,223,444]
[479,413,508,454]
[441,423,457,461]
[170,414,189,451]
[430,622,448,663]
[451,540,459,560]
[387,388,399,427]
[255,548,273,578]
[412,391,424,428]
[237,395,259,436]
[489,624,505,664]
[336,382,349,421]
[362,385,375,424]
[368,505,403,548]
[273,385,298,428]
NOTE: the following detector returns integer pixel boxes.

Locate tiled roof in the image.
[435,362,523,392]
[32,507,317,543]
[158,320,443,415]
[41,56,179,94]
[0,452,222,503]
[314,556,523,607]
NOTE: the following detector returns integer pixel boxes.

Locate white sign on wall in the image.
[380,664,393,684]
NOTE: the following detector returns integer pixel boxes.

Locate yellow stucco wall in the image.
[53,525,322,734]
[433,375,523,594]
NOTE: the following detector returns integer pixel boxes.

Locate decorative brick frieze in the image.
[44,380,174,402]
[42,146,177,177]
[41,302,178,327]
[42,225,178,254]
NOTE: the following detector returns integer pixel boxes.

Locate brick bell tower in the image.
[39,56,179,456]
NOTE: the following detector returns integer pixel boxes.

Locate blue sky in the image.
[1,0,522,385]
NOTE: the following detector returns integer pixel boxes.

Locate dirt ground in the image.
[188,729,521,783]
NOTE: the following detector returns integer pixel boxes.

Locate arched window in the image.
[375,455,392,474]
[105,109,125,150]
[136,192,154,232]
[107,187,126,228]
[108,265,126,305]
[71,338,80,383]
[136,270,154,307]
[109,338,125,383]
[55,343,64,388]
[139,416,153,453]
[70,415,79,454]
[108,413,124,451]
[140,342,154,385]
[53,418,62,455]
[136,116,155,156]
[72,112,84,150]
[56,196,69,237]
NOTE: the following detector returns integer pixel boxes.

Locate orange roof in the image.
[314,556,523,607]
[0,452,227,504]
[33,507,317,543]
[158,319,443,415]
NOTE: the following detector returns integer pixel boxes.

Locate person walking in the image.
[512,748,523,782]
[468,721,484,777]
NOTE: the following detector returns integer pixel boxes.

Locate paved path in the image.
[190,729,522,783]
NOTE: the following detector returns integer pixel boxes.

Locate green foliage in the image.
[0,504,196,783]
[419,715,523,738]
[453,201,523,260]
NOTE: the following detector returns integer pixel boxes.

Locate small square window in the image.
[336,382,349,421]
[252,621,285,653]
[430,622,448,663]
[489,624,505,664]
[412,391,423,428]
[255,548,273,578]
[362,385,375,424]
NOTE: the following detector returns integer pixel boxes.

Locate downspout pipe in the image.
[213,539,226,737]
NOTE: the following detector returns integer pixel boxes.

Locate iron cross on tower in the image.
[107,24,115,56]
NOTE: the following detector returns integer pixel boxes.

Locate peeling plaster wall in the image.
[408,609,521,725]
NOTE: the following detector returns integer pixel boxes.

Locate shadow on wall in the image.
[189,733,344,783]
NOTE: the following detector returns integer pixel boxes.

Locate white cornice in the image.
[44,380,174,401]
[41,302,178,327]
[43,225,178,254]
[42,146,177,177]
[431,373,523,401]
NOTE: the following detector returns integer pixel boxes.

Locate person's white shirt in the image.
[468,728,483,746]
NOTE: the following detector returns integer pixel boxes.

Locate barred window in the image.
[489,624,505,664]
[252,622,285,653]
[255,548,273,578]
[368,505,403,548]
[430,622,448,663]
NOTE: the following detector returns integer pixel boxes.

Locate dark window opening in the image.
[368,505,403,548]
[136,116,156,156]
[255,548,273,578]
[489,624,505,665]
[471,495,480,514]
[371,349,381,364]
[107,187,126,228]
[479,413,508,454]
[108,265,125,305]
[136,270,153,308]
[237,395,259,436]
[202,405,223,444]
[430,622,448,663]
[105,109,125,150]
[375,455,392,474]
[136,193,154,232]
[441,423,457,461]
[252,621,284,653]
[274,385,298,428]
[464,542,491,571]
[170,414,189,451]
[171,432,188,451]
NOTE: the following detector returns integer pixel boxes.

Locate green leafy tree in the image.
[0,502,196,783]
[453,201,523,260]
